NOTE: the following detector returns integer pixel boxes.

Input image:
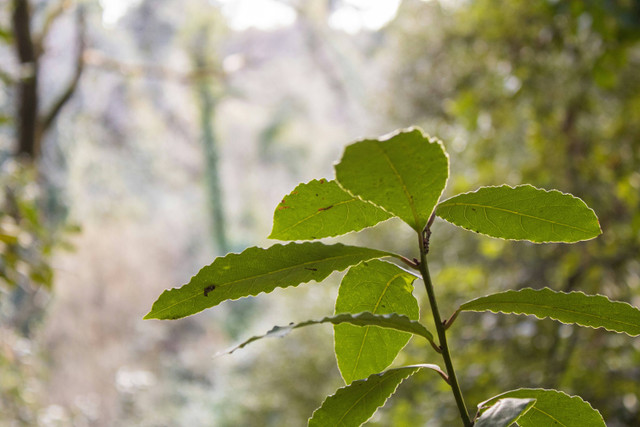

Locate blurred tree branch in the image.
[10,0,86,160]
[40,5,85,134]
[12,0,39,158]
[34,0,71,56]
[83,49,224,84]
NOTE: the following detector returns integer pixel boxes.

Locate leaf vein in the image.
[152,251,376,317]
[528,406,567,426]
[335,370,408,425]
[439,202,593,233]
[469,301,639,330]
[373,143,420,229]
[276,199,359,235]
[349,273,405,380]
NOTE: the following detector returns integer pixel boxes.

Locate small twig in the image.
[83,49,224,84]
[34,0,71,56]
[39,4,85,133]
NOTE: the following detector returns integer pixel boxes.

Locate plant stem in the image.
[418,236,472,427]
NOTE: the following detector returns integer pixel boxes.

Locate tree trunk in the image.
[12,0,40,158]
[193,27,229,253]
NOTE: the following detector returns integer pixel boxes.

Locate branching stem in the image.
[418,230,472,427]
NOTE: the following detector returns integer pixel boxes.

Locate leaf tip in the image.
[143,311,157,320]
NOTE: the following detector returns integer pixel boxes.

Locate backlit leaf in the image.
[269,179,391,241]
[335,128,449,232]
[335,260,419,384]
[474,398,535,427]
[479,389,605,427]
[220,312,435,356]
[458,287,640,336]
[308,364,446,427]
[144,243,389,320]
[437,185,601,243]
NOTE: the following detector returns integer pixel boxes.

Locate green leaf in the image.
[308,364,446,427]
[269,179,391,241]
[335,128,449,232]
[474,398,536,427]
[479,389,605,427]
[145,243,389,320]
[335,260,420,384]
[458,287,640,336]
[437,185,601,243]
[220,312,435,356]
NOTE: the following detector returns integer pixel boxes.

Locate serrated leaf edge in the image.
[217,311,436,357]
[478,388,606,426]
[437,184,602,243]
[457,287,640,336]
[144,242,390,320]
[335,260,421,384]
[308,364,447,426]
[335,126,450,233]
[268,179,393,241]
[474,397,536,427]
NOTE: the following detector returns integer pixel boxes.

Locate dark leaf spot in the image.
[204,285,216,296]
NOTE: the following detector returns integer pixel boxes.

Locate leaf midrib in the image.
[335,369,411,425]
[274,198,361,236]
[463,299,640,332]
[151,249,383,317]
[349,273,406,380]
[373,143,420,230]
[527,406,567,426]
[438,201,593,234]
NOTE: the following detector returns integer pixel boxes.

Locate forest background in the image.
[1,0,639,426]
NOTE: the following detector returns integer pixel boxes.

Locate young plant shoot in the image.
[146,128,639,426]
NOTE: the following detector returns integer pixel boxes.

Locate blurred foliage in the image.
[0,157,77,295]
[0,159,55,292]
[377,0,640,425]
[0,326,45,426]
[0,158,78,424]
